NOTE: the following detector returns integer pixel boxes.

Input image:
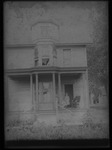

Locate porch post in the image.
[36,73,38,111]
[83,71,89,109]
[30,74,34,111]
[5,75,9,113]
[58,73,61,106]
[86,70,89,108]
[82,73,86,109]
[53,73,56,110]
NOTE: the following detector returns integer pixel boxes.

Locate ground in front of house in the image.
[5,122,109,140]
[5,108,109,140]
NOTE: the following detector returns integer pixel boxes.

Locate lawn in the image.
[5,120,109,140]
[5,109,109,140]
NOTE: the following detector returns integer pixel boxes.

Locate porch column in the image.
[53,73,56,110]
[82,73,86,108]
[58,73,61,106]
[36,73,38,111]
[30,74,34,111]
[5,75,9,114]
[86,70,89,108]
[83,72,89,109]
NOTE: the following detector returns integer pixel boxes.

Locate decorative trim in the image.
[55,43,92,47]
[4,44,36,49]
[31,20,60,29]
[5,67,87,75]
[4,43,92,49]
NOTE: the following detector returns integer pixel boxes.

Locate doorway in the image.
[64,84,73,106]
[38,81,54,111]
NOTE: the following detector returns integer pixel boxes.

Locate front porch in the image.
[5,69,89,125]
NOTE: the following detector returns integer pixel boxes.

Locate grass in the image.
[5,109,109,140]
[5,120,109,140]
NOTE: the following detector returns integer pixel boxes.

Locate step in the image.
[35,114,57,125]
[37,111,56,115]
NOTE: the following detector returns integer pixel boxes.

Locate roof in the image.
[4,43,92,49]
[5,67,87,75]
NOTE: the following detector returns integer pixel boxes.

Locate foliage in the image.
[87,3,108,97]
[82,110,94,128]
[81,110,109,138]
[87,45,108,94]
[6,119,34,128]
[5,117,109,140]
[6,119,21,128]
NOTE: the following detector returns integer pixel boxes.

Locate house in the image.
[5,21,90,125]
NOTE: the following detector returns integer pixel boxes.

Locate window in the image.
[53,49,57,58]
[42,57,50,66]
[34,46,39,67]
[93,95,99,104]
[41,26,49,38]
[35,59,39,67]
[63,49,71,66]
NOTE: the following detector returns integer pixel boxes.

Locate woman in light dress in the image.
[62,93,70,107]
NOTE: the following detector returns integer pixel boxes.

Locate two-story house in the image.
[5,21,89,125]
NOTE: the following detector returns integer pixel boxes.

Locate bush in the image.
[81,110,109,138]
[5,116,109,140]
[82,110,95,129]
[6,119,21,128]
[6,119,34,128]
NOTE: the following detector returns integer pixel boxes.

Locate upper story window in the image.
[34,46,39,67]
[63,49,71,66]
[41,26,49,38]
[42,57,50,66]
[34,44,56,67]
[35,59,39,67]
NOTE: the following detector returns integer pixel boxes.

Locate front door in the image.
[64,84,73,106]
[38,82,54,111]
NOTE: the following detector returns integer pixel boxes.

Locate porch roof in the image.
[5,67,87,75]
[4,43,92,49]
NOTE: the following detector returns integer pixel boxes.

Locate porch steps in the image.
[34,112,84,126]
[35,113,58,126]
[33,110,86,126]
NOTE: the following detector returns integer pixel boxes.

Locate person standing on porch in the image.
[65,93,70,106]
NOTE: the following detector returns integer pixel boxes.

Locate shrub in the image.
[6,119,34,128]
[5,116,109,140]
[82,110,95,128]
[5,119,21,128]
